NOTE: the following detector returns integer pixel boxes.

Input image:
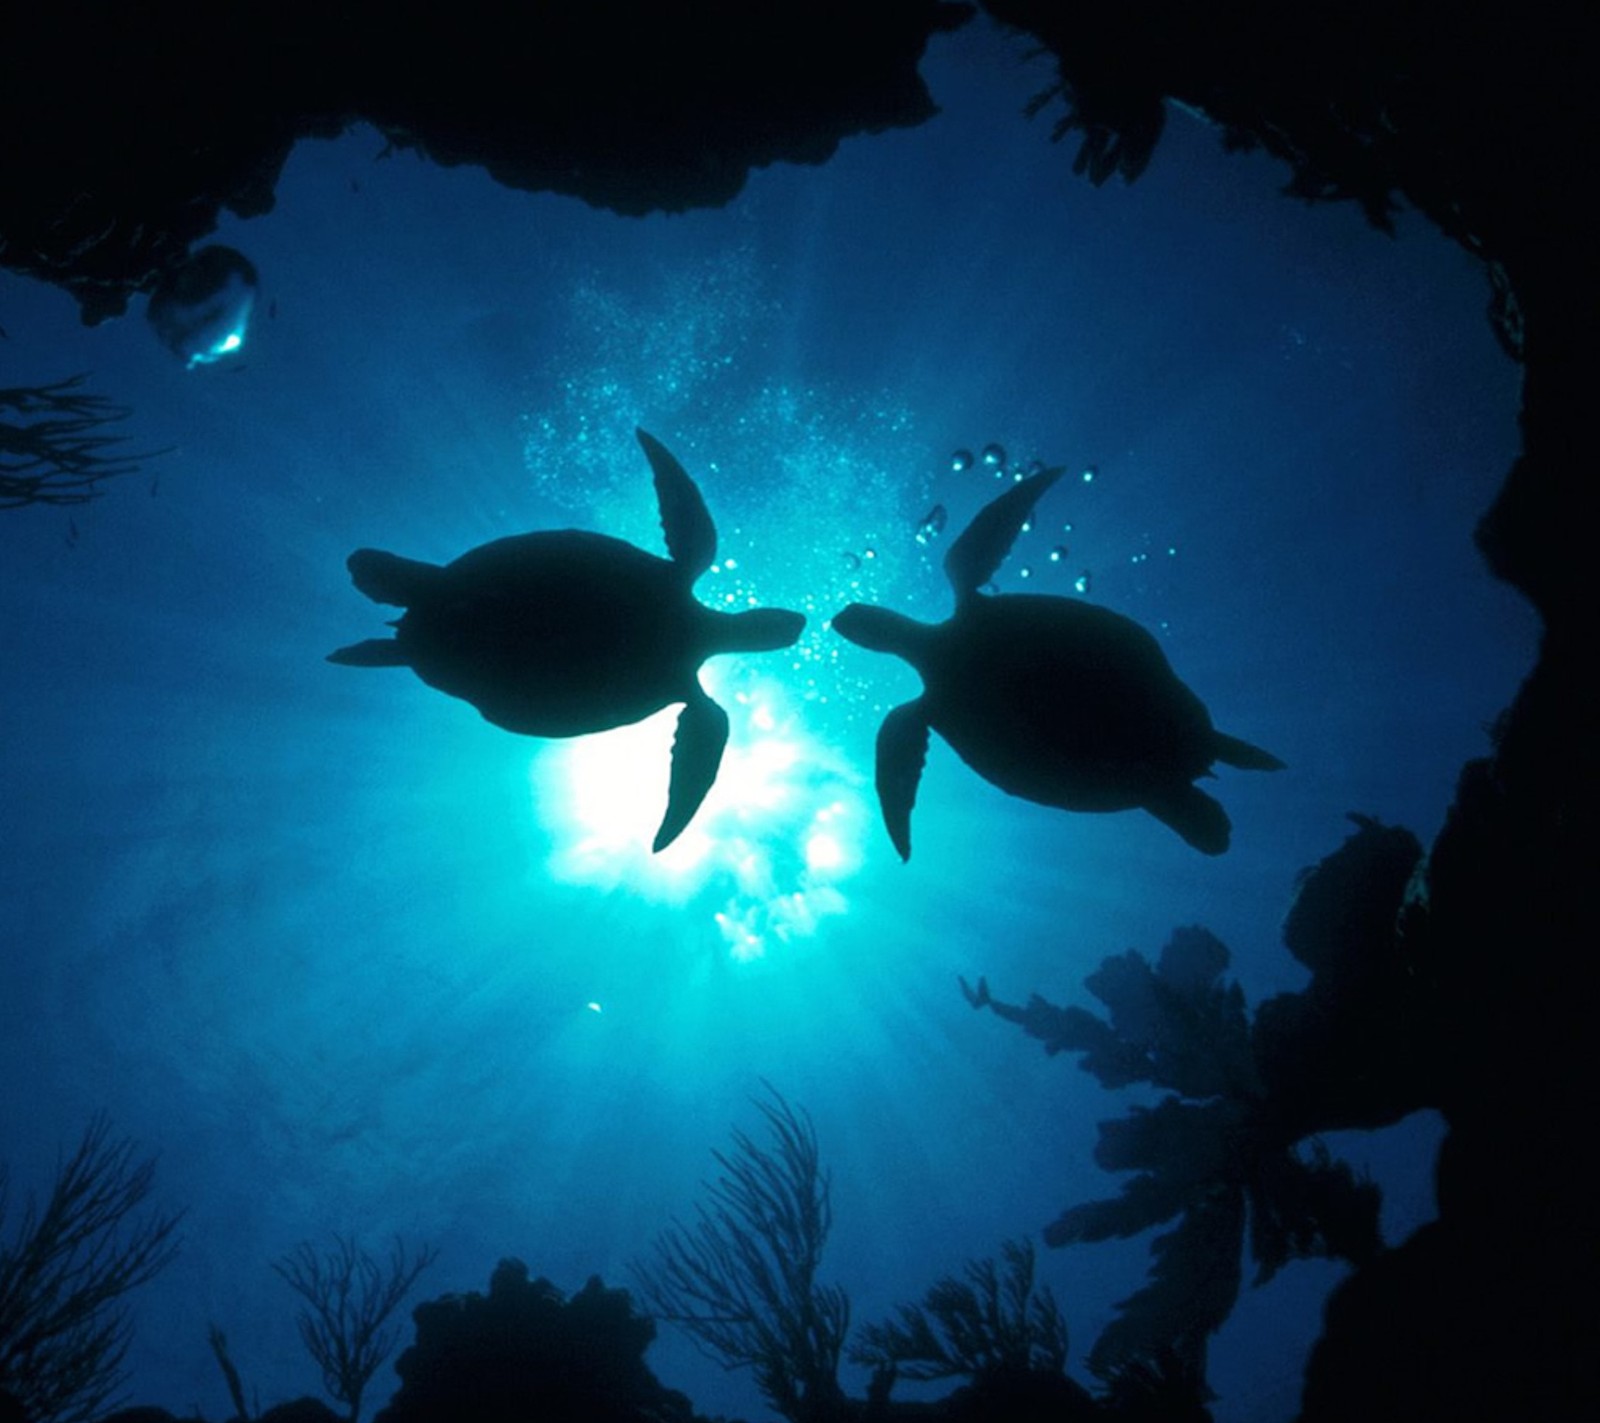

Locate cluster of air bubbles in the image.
[914,503,948,546]
[951,443,1063,486]
[1128,536,1180,567]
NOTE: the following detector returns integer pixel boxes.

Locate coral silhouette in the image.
[851,1238,1095,1421]
[963,815,1426,1385]
[0,1117,180,1423]
[373,1259,703,1423]
[852,1238,1070,1386]
[271,1235,437,1423]
[1,378,162,510]
[633,1085,848,1423]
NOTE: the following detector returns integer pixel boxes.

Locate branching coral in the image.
[273,1235,438,1423]
[1,377,162,509]
[632,1084,849,1423]
[0,1116,181,1423]
[851,1238,1068,1385]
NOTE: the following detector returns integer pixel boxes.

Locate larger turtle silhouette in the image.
[832,467,1283,859]
[329,428,805,851]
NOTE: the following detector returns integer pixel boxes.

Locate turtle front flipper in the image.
[636,429,717,578]
[653,687,730,852]
[943,465,1065,599]
[346,548,446,606]
[876,698,932,861]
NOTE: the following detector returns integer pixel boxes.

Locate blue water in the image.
[0,22,1537,1422]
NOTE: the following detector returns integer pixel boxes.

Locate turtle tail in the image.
[328,638,409,668]
[347,548,444,607]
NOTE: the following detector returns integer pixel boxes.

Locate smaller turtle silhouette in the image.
[329,428,805,851]
[832,467,1283,859]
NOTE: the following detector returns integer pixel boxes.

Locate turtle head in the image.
[831,604,932,666]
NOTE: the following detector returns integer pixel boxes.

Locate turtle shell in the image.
[395,528,702,737]
[922,593,1218,813]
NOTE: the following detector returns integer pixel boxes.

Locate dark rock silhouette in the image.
[1253,814,1434,1140]
[834,469,1282,859]
[0,2,972,325]
[1299,715,1600,1420]
[329,429,805,851]
[373,1259,706,1423]
[237,1403,343,1423]
[97,1399,364,1423]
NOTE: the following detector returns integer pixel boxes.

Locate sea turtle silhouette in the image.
[329,428,805,851]
[832,467,1284,859]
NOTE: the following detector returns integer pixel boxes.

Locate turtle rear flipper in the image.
[1212,731,1286,772]
[876,698,931,861]
[328,638,409,668]
[653,689,730,852]
[1144,783,1231,855]
[348,549,446,607]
